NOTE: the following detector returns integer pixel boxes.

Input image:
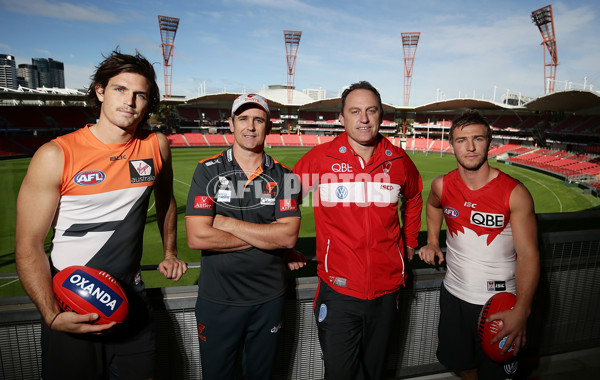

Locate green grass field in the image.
[2,147,600,297]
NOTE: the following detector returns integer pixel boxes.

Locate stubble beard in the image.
[458,154,488,172]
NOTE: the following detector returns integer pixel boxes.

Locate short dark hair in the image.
[87,49,160,124]
[340,81,384,123]
[449,109,492,144]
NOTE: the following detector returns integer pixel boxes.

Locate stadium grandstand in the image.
[2,84,600,195]
[4,3,600,376]
[2,83,600,378]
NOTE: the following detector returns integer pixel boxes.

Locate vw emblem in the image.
[339,146,347,153]
[335,185,349,199]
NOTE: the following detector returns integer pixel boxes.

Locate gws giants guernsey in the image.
[51,126,162,290]
[441,169,520,305]
[185,148,302,305]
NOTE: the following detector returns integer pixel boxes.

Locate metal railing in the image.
[1,212,599,379]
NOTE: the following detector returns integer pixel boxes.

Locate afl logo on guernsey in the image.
[443,206,459,218]
[74,170,105,186]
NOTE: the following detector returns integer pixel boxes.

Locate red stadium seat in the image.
[183,133,209,146]
[166,134,189,147]
[204,134,228,146]
[265,134,284,146]
[301,135,319,146]
[0,106,51,129]
[282,134,302,146]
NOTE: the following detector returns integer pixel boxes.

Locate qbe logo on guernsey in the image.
[470,210,504,228]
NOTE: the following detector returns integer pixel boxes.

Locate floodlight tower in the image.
[158,15,180,98]
[531,5,558,94]
[283,30,302,104]
[401,32,420,140]
[402,32,420,106]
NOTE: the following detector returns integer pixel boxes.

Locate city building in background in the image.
[32,58,65,88]
[18,64,39,89]
[0,54,18,90]
[0,55,65,90]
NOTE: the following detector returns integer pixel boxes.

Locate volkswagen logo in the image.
[335,185,349,199]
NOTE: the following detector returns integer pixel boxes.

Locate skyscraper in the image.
[0,54,18,89]
[18,64,40,88]
[32,58,65,88]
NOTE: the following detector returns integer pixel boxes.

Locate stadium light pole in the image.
[531,5,558,94]
[158,15,180,99]
[283,30,302,105]
[402,32,420,107]
[283,30,302,133]
[401,32,420,140]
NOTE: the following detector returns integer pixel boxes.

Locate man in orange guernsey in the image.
[419,109,540,380]
[15,50,187,380]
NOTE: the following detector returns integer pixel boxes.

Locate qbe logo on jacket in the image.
[470,210,504,228]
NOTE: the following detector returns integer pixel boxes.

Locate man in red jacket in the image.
[293,81,423,379]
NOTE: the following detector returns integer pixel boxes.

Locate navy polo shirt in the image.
[186,148,301,305]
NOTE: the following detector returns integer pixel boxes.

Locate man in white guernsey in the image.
[419,109,540,380]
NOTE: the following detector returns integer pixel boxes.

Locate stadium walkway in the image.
[402,347,600,380]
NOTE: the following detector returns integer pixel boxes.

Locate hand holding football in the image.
[53,266,129,325]
[477,292,517,362]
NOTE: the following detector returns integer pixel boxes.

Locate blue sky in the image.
[1,0,599,106]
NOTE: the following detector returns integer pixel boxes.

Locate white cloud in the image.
[64,64,93,90]
[33,48,53,57]
[0,0,118,23]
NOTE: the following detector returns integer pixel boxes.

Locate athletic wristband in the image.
[48,312,61,328]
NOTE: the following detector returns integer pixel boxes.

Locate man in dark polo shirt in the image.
[185,94,304,380]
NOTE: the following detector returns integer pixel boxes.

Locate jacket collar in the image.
[223,147,274,170]
[330,132,402,164]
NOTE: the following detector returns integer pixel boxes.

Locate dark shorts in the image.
[313,280,399,380]
[41,290,155,380]
[195,295,286,380]
[437,283,520,380]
